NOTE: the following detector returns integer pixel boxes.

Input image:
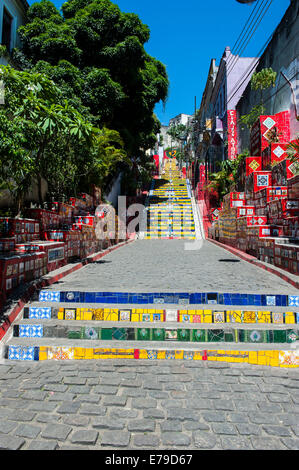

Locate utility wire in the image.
[225,0,266,71]
[226,0,273,78]
[226,28,298,106]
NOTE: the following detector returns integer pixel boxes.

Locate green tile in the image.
[100,328,113,340]
[80,327,99,340]
[192,329,206,342]
[178,329,191,342]
[112,328,127,340]
[286,330,299,343]
[152,329,165,341]
[67,330,81,340]
[208,329,225,342]
[137,328,151,341]
[273,330,287,343]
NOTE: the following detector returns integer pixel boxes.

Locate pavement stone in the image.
[0,360,297,450]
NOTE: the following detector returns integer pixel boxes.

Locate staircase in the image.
[3,289,299,368]
[143,159,196,240]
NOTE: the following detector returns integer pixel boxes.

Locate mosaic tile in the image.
[165,329,178,340]
[178,329,191,342]
[119,310,131,321]
[81,327,99,340]
[192,329,206,342]
[19,325,43,338]
[272,312,284,324]
[28,307,51,320]
[183,351,194,360]
[289,296,299,308]
[165,310,177,322]
[266,296,276,306]
[182,314,190,323]
[47,347,74,360]
[137,328,151,341]
[147,350,158,360]
[112,327,128,340]
[165,350,175,359]
[279,351,299,366]
[39,291,60,302]
[142,314,151,322]
[64,308,76,320]
[20,346,37,361]
[153,314,162,322]
[8,345,21,360]
[213,312,226,323]
[152,329,165,341]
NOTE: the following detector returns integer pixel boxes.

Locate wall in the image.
[236,0,299,151]
[0,0,28,64]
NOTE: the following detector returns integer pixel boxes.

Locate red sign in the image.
[227,110,238,160]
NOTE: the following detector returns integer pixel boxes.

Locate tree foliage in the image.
[17,0,169,158]
[0,65,128,211]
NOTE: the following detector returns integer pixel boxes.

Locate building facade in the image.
[236,0,299,151]
[0,0,28,65]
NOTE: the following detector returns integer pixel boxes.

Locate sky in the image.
[27,0,291,126]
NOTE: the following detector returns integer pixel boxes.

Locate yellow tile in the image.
[157,350,166,360]
[83,311,93,321]
[57,310,64,320]
[39,346,48,361]
[131,313,139,322]
[285,312,295,324]
[139,349,148,359]
[242,311,257,323]
[175,350,184,359]
[74,347,85,360]
[248,351,258,364]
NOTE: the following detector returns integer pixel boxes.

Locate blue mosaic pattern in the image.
[19,325,43,338]
[38,291,299,307]
[8,346,39,361]
[39,291,61,302]
[29,307,51,319]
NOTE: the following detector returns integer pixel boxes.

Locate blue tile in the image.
[34,347,39,361]
[85,292,95,303]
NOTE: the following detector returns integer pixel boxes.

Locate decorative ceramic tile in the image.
[166,310,177,322]
[154,298,164,304]
[153,314,161,322]
[256,174,269,187]
[242,311,257,323]
[65,291,77,301]
[287,330,298,343]
[28,307,51,319]
[214,312,225,323]
[182,314,190,323]
[8,346,21,360]
[119,310,131,321]
[279,351,299,366]
[272,312,284,324]
[39,291,60,302]
[47,347,74,360]
[193,315,202,323]
[266,296,276,306]
[82,327,99,340]
[165,329,178,340]
[142,314,151,322]
[19,325,43,338]
[296,313,299,324]
[20,346,36,361]
[183,351,194,360]
[165,350,175,359]
[289,296,299,308]
[147,350,158,360]
[64,308,76,320]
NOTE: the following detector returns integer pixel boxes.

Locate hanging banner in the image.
[227,110,238,160]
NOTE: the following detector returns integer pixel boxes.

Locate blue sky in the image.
[28,0,291,125]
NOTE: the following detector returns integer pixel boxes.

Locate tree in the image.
[17,0,169,160]
[0,65,127,210]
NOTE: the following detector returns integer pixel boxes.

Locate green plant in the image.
[239,67,277,130]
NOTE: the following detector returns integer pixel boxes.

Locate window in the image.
[2,8,13,52]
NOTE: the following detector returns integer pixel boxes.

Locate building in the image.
[192,47,258,191]
[0,0,28,65]
[236,0,299,151]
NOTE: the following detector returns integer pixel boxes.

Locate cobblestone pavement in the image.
[47,240,298,294]
[0,360,298,450]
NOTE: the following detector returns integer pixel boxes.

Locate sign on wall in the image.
[227,110,238,160]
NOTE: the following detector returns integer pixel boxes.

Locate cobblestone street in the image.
[0,360,299,450]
